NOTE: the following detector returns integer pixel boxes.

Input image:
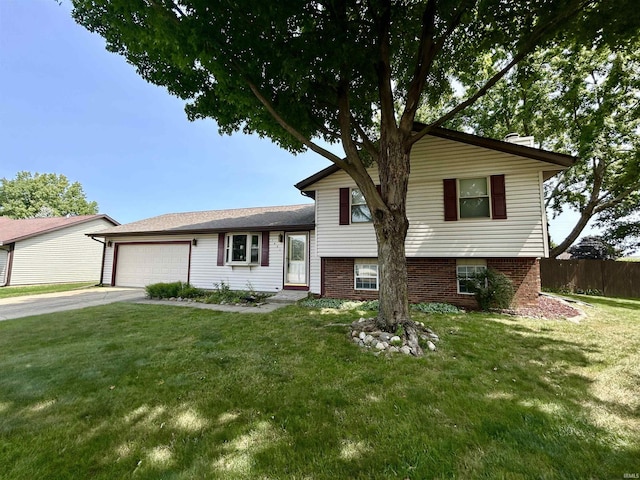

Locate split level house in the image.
[0,214,118,286]
[89,127,574,309]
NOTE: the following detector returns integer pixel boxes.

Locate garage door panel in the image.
[115,243,189,287]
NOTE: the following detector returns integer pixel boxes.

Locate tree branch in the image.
[408,0,592,147]
[246,80,347,168]
[400,0,470,132]
[374,0,397,132]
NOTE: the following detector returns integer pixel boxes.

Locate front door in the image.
[284,233,308,287]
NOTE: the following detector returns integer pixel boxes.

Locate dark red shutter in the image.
[376,184,382,195]
[443,179,458,221]
[217,233,226,266]
[490,174,507,219]
[261,231,270,266]
[339,187,350,225]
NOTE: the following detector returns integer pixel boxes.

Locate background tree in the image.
[568,235,619,260]
[71,0,638,353]
[0,171,99,219]
[458,40,640,257]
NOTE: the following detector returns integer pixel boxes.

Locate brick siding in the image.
[321,257,540,309]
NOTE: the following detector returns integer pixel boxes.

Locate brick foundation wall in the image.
[321,257,541,309]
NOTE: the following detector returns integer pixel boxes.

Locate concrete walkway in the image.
[134,288,308,313]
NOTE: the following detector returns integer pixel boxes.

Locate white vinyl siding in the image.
[7,218,113,286]
[313,135,553,258]
[102,231,321,294]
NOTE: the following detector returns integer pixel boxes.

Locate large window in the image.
[354,262,379,290]
[459,177,490,219]
[226,233,260,265]
[351,189,372,223]
[456,259,487,294]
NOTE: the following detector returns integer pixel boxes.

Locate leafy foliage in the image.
[462,269,515,311]
[203,281,271,305]
[145,281,203,299]
[458,41,640,256]
[568,235,619,260]
[0,171,98,219]
[411,302,461,314]
[299,297,460,314]
[298,298,378,311]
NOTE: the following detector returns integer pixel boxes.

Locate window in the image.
[355,262,378,290]
[456,259,487,294]
[351,189,372,223]
[443,175,506,221]
[226,233,260,265]
[459,177,490,218]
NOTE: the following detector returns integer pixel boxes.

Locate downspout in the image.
[2,244,15,287]
[89,236,106,286]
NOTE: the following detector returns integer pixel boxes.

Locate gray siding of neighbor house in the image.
[8,218,113,286]
[0,248,8,286]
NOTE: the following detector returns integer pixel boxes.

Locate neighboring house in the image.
[90,127,574,308]
[0,215,119,286]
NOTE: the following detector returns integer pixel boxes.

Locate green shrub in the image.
[145,281,204,299]
[461,268,515,311]
[298,298,349,309]
[412,302,461,314]
[203,281,271,305]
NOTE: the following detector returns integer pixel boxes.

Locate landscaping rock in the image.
[349,317,439,356]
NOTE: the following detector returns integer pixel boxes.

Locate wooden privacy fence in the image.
[540,259,640,298]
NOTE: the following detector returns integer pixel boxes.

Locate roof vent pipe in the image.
[504,133,520,141]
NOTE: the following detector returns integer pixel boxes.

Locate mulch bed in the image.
[504,295,583,320]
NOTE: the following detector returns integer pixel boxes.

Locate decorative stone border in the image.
[350,317,440,356]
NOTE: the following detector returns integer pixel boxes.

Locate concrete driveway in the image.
[0,287,147,321]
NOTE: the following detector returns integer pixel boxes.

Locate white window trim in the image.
[458,177,491,220]
[456,259,487,295]
[351,188,373,223]
[226,232,261,266]
[354,261,379,291]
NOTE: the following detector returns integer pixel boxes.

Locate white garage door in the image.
[115,243,190,287]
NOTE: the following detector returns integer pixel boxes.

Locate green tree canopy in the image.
[70,0,639,352]
[458,40,640,256]
[0,171,99,219]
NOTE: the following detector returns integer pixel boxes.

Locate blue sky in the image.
[1,0,583,243]
[0,1,331,225]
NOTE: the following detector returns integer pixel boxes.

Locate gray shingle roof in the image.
[90,204,315,237]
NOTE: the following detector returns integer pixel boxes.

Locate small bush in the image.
[203,281,271,305]
[299,298,349,309]
[145,282,204,299]
[412,302,461,314]
[461,269,515,311]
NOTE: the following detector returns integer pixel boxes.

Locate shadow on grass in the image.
[561,293,640,311]
[0,304,638,479]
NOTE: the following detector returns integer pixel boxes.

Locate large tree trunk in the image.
[371,130,424,355]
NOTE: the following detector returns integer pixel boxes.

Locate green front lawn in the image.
[0,282,96,299]
[0,297,638,479]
